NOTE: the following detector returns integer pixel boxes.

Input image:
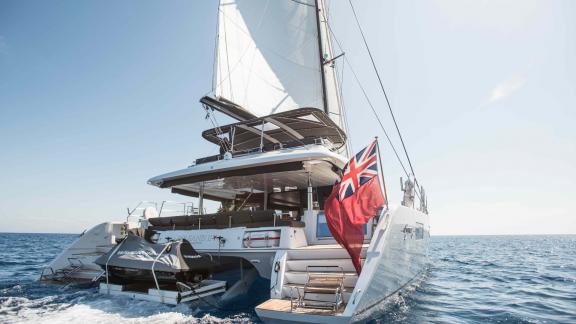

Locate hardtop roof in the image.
[202,107,347,152]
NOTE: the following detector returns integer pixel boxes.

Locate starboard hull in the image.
[256,205,430,323]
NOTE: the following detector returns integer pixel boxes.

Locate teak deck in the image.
[256,299,344,316]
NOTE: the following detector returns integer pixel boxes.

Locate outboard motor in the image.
[95,232,215,285]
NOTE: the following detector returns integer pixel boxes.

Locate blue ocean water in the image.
[0,233,575,323]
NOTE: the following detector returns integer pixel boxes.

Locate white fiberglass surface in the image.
[148,145,347,188]
[172,161,338,198]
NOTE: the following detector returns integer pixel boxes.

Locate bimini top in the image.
[202,107,347,153]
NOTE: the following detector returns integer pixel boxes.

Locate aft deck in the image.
[256,298,345,315]
[255,299,351,324]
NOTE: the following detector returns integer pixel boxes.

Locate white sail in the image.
[214,0,342,126]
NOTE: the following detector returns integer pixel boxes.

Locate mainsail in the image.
[214,0,343,129]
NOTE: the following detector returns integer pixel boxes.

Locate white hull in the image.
[256,206,429,323]
[40,222,125,282]
[42,205,428,323]
[350,206,429,320]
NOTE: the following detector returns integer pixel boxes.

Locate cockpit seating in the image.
[148,210,304,231]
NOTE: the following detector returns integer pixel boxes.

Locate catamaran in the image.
[41,0,430,322]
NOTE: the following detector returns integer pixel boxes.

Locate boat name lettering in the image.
[183,255,202,259]
[117,250,155,257]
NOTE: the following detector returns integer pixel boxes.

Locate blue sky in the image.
[1,0,574,235]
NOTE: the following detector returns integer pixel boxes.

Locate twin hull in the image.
[41,206,429,322]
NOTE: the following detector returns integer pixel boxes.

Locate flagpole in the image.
[375,137,389,211]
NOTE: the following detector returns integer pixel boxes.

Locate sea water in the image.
[0,233,574,323]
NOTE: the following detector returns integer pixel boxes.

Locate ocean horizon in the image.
[2,232,575,236]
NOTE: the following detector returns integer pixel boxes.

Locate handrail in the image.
[194,138,335,166]
[151,242,172,304]
[157,201,196,217]
[306,265,345,277]
[104,237,127,294]
[39,267,55,281]
[126,201,199,222]
[291,265,345,312]
[126,201,159,222]
[200,252,214,262]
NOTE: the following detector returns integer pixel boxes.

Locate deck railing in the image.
[126,201,204,223]
[193,137,336,166]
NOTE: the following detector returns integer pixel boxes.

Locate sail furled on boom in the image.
[214,0,343,130]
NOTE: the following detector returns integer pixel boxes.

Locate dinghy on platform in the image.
[95,231,215,285]
[95,231,226,305]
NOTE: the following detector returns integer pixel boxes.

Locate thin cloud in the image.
[489,76,527,102]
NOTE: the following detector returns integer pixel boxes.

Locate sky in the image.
[0,0,574,235]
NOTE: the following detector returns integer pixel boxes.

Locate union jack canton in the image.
[337,140,379,201]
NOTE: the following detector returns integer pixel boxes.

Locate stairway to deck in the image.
[281,245,365,304]
[41,248,108,283]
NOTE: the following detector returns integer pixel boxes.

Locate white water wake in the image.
[0,288,253,324]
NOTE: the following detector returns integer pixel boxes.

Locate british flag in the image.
[337,140,379,201]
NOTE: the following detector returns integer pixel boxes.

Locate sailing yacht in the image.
[41,0,430,322]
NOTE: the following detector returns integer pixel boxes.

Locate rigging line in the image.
[337,55,353,155]
[347,0,418,181]
[205,42,258,97]
[203,104,230,152]
[320,8,410,179]
[211,114,228,149]
[211,1,220,94]
[220,6,233,101]
[320,0,349,156]
[326,15,422,203]
[345,56,410,179]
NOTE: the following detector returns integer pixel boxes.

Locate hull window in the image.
[316,212,367,239]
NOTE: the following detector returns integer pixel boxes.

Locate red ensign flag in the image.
[324,140,386,274]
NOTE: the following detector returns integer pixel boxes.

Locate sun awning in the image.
[201,108,347,152]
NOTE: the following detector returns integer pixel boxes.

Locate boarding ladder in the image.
[41,257,105,283]
[290,266,345,313]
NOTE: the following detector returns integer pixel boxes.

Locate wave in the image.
[0,292,256,324]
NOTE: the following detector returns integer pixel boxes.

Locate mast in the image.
[315,0,350,156]
[212,0,349,155]
[314,0,328,115]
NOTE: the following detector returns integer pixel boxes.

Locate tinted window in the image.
[317,212,367,239]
